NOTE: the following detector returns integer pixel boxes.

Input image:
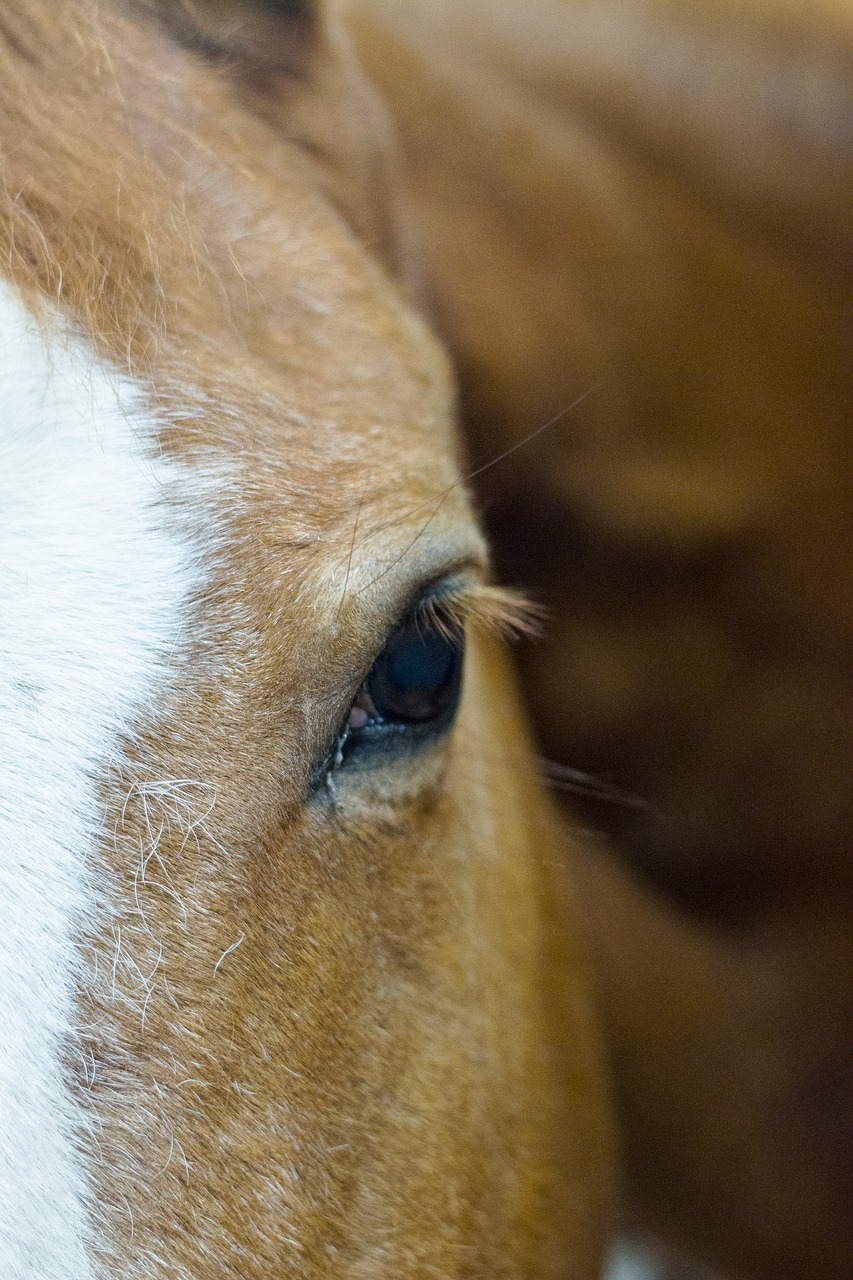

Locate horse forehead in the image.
[159,225,465,555]
[0,0,459,509]
[149,278,465,583]
[145,97,462,531]
[0,0,473,658]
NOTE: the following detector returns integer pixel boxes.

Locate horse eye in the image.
[344,608,464,747]
[366,613,463,725]
[310,603,466,790]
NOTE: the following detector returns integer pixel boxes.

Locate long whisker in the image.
[357,385,597,552]
[354,489,450,598]
[538,758,653,813]
[462,385,598,487]
[336,486,366,620]
[349,386,598,595]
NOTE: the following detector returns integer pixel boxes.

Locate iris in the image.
[366,612,464,726]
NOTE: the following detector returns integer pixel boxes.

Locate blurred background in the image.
[350,2,852,1277]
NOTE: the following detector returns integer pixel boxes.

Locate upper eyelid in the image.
[348,574,468,689]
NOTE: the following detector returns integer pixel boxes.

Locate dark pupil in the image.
[367,616,463,724]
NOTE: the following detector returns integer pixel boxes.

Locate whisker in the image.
[354,489,449,597]
[537,758,653,813]
[462,386,598,487]
[336,486,367,620]
[354,385,597,555]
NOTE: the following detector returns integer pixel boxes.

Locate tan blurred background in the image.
[350,3,852,1277]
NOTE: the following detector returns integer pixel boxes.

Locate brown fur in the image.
[1,2,614,1275]
[347,2,852,1277]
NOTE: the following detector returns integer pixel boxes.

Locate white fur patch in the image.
[0,281,202,1278]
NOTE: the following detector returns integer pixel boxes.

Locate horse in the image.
[348,2,853,1277]
[0,2,614,1276]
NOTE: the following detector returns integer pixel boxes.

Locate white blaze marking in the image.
[0,281,200,1278]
